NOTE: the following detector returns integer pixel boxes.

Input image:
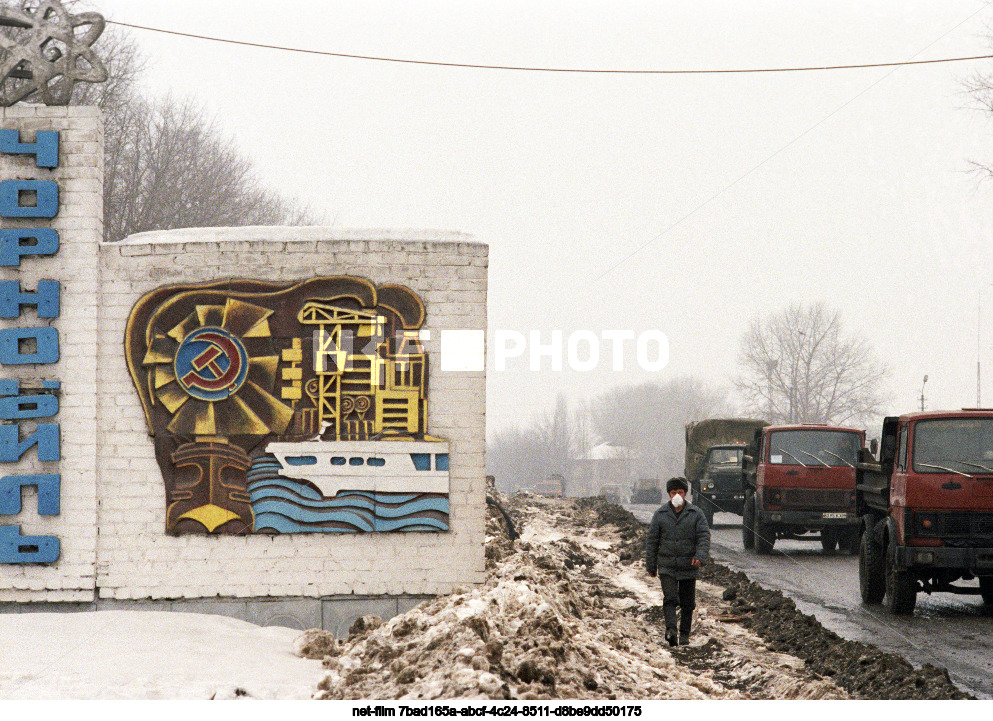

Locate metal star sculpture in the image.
[0,0,108,106]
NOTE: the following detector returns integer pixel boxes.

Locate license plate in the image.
[734,495,744,499]
[822,512,847,519]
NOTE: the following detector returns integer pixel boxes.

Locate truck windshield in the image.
[707,448,743,465]
[768,430,860,467]
[913,418,993,474]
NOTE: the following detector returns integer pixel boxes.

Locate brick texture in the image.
[0,106,102,602]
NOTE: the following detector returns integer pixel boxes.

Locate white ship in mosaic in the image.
[246,438,451,534]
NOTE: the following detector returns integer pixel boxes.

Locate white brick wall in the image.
[0,106,101,602]
[93,228,487,600]
[0,110,488,604]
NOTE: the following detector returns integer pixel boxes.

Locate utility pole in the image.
[978,284,993,407]
[920,375,928,412]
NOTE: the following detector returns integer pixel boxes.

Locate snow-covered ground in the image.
[0,494,983,708]
[0,610,325,700]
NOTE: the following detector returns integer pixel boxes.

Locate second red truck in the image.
[742,423,865,554]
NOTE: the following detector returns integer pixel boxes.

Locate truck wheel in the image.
[754,510,775,555]
[859,521,885,604]
[884,539,917,614]
[980,576,993,605]
[742,495,755,550]
[821,528,838,554]
[838,527,860,555]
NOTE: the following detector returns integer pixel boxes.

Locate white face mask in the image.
[671,493,685,508]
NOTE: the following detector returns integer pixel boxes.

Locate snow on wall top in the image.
[112,226,482,248]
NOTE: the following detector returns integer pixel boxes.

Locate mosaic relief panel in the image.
[125,277,449,536]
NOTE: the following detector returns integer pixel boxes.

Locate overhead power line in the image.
[109,20,993,74]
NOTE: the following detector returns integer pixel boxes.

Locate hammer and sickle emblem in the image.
[175,328,249,401]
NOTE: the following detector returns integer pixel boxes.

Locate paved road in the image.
[625,504,993,698]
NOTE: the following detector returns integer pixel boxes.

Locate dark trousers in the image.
[660,575,696,634]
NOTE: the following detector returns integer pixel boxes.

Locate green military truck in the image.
[685,418,769,526]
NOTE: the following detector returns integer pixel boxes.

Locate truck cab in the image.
[685,418,768,525]
[695,444,747,524]
[857,410,993,614]
[742,424,864,554]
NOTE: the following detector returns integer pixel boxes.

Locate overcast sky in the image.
[91,1,993,437]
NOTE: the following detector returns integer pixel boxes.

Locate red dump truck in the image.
[742,423,864,554]
[857,410,993,614]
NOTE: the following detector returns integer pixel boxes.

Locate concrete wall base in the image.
[0,594,435,637]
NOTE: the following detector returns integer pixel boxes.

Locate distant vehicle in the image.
[742,423,864,555]
[530,474,565,498]
[630,478,661,505]
[685,418,769,525]
[598,483,629,504]
[857,410,993,614]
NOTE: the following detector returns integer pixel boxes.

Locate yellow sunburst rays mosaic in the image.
[142,298,294,439]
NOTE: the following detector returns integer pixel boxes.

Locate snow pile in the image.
[0,610,325,700]
[308,494,847,700]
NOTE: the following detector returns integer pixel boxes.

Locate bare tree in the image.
[591,376,728,479]
[487,426,549,494]
[488,394,575,494]
[735,302,889,426]
[487,380,727,494]
[533,393,573,491]
[67,24,317,241]
[963,66,993,182]
[571,397,593,462]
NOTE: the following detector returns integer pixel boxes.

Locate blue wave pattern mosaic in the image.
[247,454,450,533]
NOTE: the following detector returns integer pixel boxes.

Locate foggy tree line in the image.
[70,24,316,242]
[487,377,729,495]
[489,302,890,494]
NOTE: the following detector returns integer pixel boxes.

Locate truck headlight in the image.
[915,551,935,564]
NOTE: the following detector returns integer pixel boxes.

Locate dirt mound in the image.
[573,497,645,562]
[701,564,970,699]
[302,493,968,699]
[308,493,846,700]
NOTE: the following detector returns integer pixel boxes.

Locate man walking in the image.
[645,477,711,646]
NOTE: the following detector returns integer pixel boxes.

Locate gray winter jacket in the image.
[645,501,711,580]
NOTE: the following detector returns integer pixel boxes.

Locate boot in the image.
[679,631,690,646]
[665,627,678,647]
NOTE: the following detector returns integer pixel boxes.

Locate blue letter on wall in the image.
[0,326,59,365]
[0,379,58,419]
[0,180,59,218]
[0,229,59,266]
[0,423,60,462]
[0,474,60,515]
[0,280,60,318]
[0,129,59,168]
[0,525,59,563]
